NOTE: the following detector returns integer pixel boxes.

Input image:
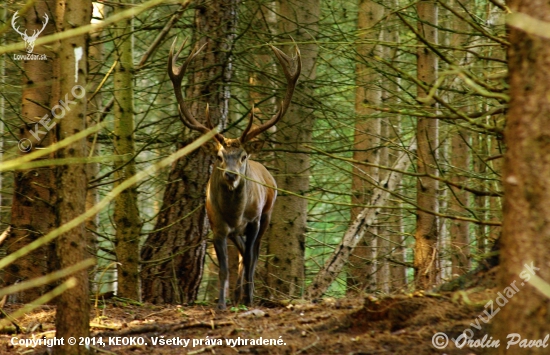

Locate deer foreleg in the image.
[243,221,261,305]
[213,237,229,310]
[231,235,246,305]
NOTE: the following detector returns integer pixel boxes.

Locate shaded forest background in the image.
[0,0,506,300]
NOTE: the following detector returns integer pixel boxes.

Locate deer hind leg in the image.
[243,221,262,306]
[213,237,229,310]
[254,214,271,266]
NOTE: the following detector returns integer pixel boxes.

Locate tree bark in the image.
[495,1,550,353]
[141,0,239,304]
[113,0,141,300]
[264,0,319,300]
[3,0,57,303]
[86,6,105,293]
[447,0,470,276]
[450,128,470,275]
[382,5,407,291]
[347,0,384,295]
[53,0,92,354]
[414,0,439,289]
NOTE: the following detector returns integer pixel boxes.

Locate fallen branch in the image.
[306,141,416,299]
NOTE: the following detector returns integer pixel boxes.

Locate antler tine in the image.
[168,37,189,82]
[241,42,301,142]
[240,103,255,142]
[168,38,224,143]
[171,37,187,67]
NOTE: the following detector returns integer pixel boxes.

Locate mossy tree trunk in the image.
[113,0,141,301]
[141,0,239,304]
[495,1,550,353]
[3,0,57,303]
[347,0,384,295]
[264,0,319,301]
[53,0,92,354]
[413,0,439,289]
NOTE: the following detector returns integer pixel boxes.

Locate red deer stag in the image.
[168,39,301,310]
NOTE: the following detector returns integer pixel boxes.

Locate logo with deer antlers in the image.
[12,11,48,54]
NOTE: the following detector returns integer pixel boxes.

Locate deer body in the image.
[207,160,276,237]
[168,39,300,310]
[206,141,277,307]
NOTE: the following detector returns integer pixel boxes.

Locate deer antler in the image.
[240,43,301,143]
[168,38,225,144]
[168,39,301,145]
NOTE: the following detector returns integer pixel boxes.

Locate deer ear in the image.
[202,140,220,154]
[244,140,264,154]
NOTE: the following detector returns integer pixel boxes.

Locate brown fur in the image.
[206,138,276,310]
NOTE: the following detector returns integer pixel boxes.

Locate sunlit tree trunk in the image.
[347,0,384,294]
[265,0,319,300]
[0,7,5,229]
[375,117,390,293]
[237,1,278,299]
[495,1,550,352]
[446,0,470,276]
[488,135,503,244]
[53,0,92,354]
[86,4,104,293]
[113,0,141,300]
[3,0,57,302]
[141,0,239,304]
[382,6,407,292]
[414,0,439,289]
[486,3,505,248]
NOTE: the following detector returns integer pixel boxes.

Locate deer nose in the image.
[224,172,237,182]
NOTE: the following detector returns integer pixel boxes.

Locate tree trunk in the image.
[382,6,407,292]
[495,1,550,353]
[86,7,105,293]
[414,0,439,289]
[264,0,319,301]
[470,132,486,255]
[141,0,239,304]
[447,0,470,276]
[450,128,470,275]
[238,1,278,300]
[113,0,141,300]
[347,0,384,295]
[488,135,502,244]
[375,117,390,294]
[0,7,5,265]
[53,0,92,354]
[3,0,57,303]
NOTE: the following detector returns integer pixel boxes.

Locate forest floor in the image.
[1,268,499,355]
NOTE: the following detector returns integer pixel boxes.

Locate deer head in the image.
[12,11,49,54]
